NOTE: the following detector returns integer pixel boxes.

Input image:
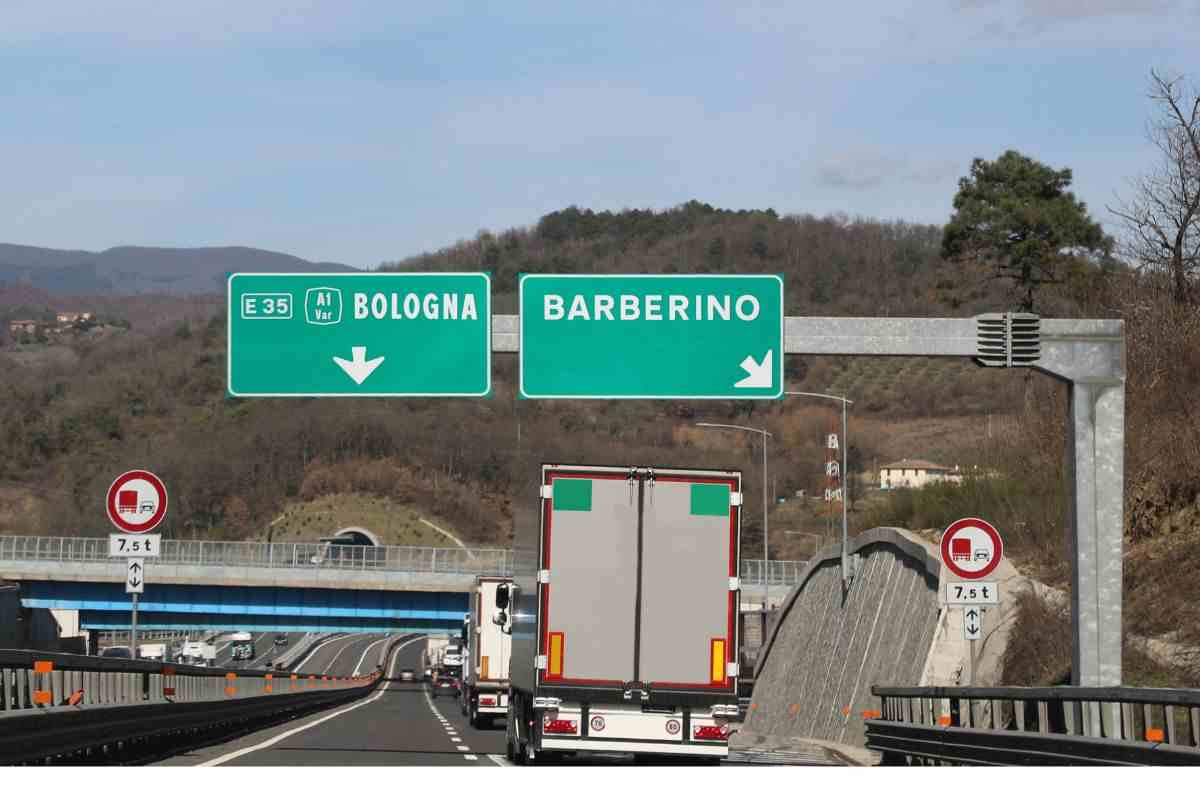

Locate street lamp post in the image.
[785,391,854,588]
[694,422,773,612]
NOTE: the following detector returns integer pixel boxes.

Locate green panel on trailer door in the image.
[690,483,730,516]
[553,479,593,512]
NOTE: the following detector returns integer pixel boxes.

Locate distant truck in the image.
[230,631,255,661]
[137,643,167,661]
[459,577,513,728]
[422,635,449,681]
[180,641,217,667]
[501,464,742,764]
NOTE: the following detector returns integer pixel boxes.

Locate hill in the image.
[1,201,1195,683]
[0,243,358,296]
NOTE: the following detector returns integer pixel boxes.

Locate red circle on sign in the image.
[590,716,605,732]
[665,719,681,735]
[106,470,168,533]
[939,517,1003,579]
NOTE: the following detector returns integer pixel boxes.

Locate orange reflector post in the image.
[938,715,952,727]
[33,690,51,705]
[710,639,727,684]
[862,710,882,720]
[226,672,237,681]
[547,632,564,678]
[789,703,800,715]
[33,660,53,674]
[1147,728,1164,742]
[67,689,84,706]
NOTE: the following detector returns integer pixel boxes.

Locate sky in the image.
[2,0,1198,268]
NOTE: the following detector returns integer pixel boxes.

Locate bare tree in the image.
[1110,70,1200,305]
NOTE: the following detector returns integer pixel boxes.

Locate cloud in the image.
[956,0,1179,18]
[0,1,459,46]
[817,151,962,191]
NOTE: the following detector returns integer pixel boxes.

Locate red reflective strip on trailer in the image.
[163,687,176,696]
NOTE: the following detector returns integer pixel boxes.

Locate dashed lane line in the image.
[352,635,388,676]
[195,636,423,767]
[488,754,510,767]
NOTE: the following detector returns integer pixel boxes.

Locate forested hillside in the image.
[3,201,1197,681]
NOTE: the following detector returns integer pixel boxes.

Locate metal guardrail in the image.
[0,646,379,713]
[0,535,807,586]
[867,685,1200,766]
[0,635,412,764]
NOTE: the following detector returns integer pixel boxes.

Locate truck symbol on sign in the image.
[951,538,972,561]
[118,490,139,514]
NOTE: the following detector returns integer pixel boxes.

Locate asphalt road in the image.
[159,634,508,766]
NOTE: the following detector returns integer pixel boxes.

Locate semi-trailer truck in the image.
[459,576,512,729]
[501,464,742,764]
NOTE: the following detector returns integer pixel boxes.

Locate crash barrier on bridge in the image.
[0,647,378,711]
[738,528,941,754]
[0,636,409,765]
[0,535,806,586]
[866,685,1200,766]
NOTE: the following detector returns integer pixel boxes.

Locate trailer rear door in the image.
[541,467,639,685]
[638,470,738,691]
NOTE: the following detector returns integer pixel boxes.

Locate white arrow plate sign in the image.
[126,557,145,594]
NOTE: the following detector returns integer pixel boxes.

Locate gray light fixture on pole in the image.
[785,391,854,588]
[694,422,773,612]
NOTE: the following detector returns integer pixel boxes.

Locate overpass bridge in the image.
[0,535,802,633]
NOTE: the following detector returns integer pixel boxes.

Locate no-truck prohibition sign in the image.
[939,517,1003,580]
[106,470,168,534]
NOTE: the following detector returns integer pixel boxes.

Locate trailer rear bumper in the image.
[541,739,727,757]
[476,692,509,715]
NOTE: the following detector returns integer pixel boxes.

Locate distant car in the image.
[274,634,289,647]
[398,669,416,682]
[100,646,131,659]
[430,672,458,697]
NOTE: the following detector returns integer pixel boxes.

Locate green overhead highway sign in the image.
[519,274,783,399]
[227,272,490,397]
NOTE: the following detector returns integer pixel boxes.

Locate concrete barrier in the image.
[738,527,941,753]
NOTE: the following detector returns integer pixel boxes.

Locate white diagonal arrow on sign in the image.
[734,350,773,389]
[333,346,385,385]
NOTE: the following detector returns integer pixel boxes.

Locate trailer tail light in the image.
[480,696,496,707]
[710,638,726,684]
[693,725,729,741]
[547,632,564,678]
[543,718,578,735]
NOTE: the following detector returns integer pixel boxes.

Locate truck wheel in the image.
[469,703,479,728]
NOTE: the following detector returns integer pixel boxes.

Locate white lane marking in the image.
[316,633,372,675]
[464,754,478,761]
[487,754,510,767]
[456,746,470,751]
[292,633,349,672]
[197,636,424,767]
[451,737,462,743]
[352,635,387,676]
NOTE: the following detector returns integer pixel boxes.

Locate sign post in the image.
[126,558,144,654]
[107,469,167,656]
[227,273,491,397]
[518,274,783,399]
[939,517,1004,686]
